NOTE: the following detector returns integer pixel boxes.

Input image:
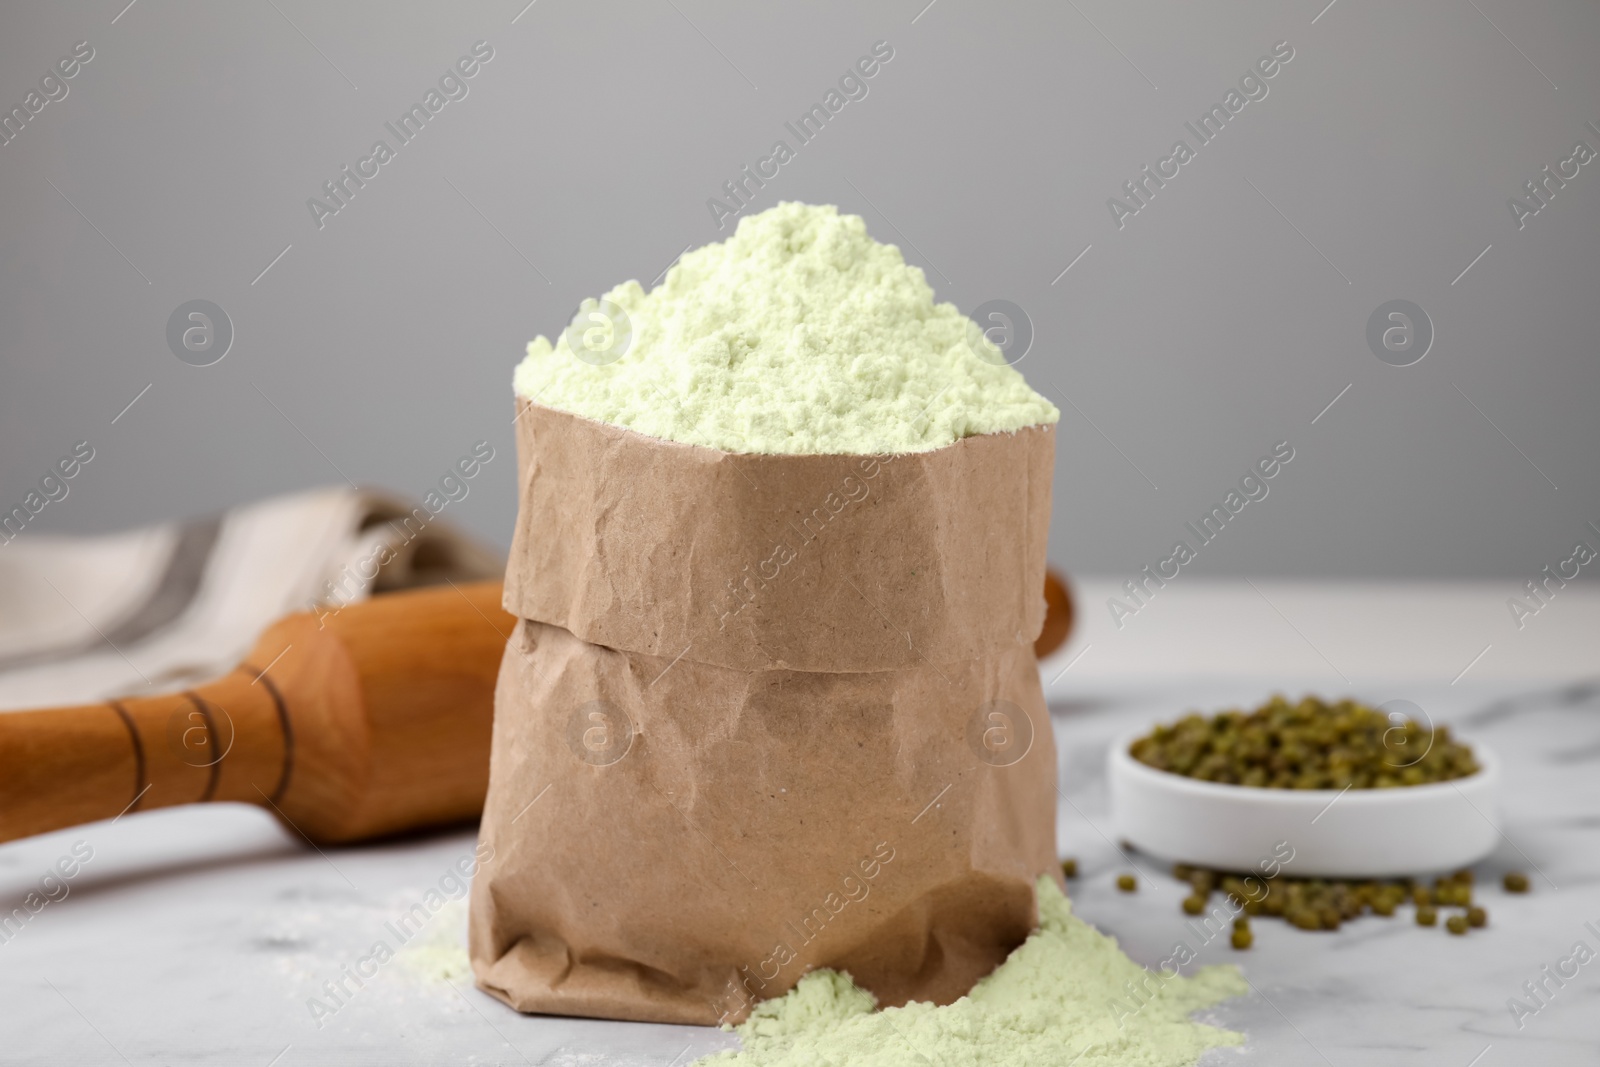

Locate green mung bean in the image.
[1130,694,1478,788]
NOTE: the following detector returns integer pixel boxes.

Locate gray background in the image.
[2,0,1596,581]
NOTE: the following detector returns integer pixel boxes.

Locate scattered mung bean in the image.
[1163,863,1507,940]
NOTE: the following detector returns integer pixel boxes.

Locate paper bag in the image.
[471,403,1059,1025]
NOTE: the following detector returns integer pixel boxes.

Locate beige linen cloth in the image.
[0,488,501,711]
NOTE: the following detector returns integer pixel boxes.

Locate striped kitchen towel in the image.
[0,487,502,711]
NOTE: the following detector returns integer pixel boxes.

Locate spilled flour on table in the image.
[698,876,1246,1067]
[395,898,473,984]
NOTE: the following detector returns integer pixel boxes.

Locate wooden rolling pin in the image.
[0,572,1074,849]
[1036,569,1074,661]
[0,580,513,847]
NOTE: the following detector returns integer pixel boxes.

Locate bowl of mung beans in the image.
[1108,695,1500,877]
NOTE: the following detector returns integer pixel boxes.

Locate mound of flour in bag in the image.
[513,202,1058,455]
[697,877,1247,1067]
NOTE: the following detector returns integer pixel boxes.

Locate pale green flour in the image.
[396,899,473,984]
[513,202,1058,455]
[698,877,1247,1067]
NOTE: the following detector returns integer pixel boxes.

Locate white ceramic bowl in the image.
[1107,731,1501,878]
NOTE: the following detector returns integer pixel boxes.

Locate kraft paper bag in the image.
[470,402,1059,1025]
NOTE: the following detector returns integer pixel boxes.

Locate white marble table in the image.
[4,582,1597,1065]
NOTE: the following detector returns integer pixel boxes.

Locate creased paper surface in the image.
[502,401,1054,673]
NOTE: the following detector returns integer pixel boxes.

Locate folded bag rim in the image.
[502,399,1056,674]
